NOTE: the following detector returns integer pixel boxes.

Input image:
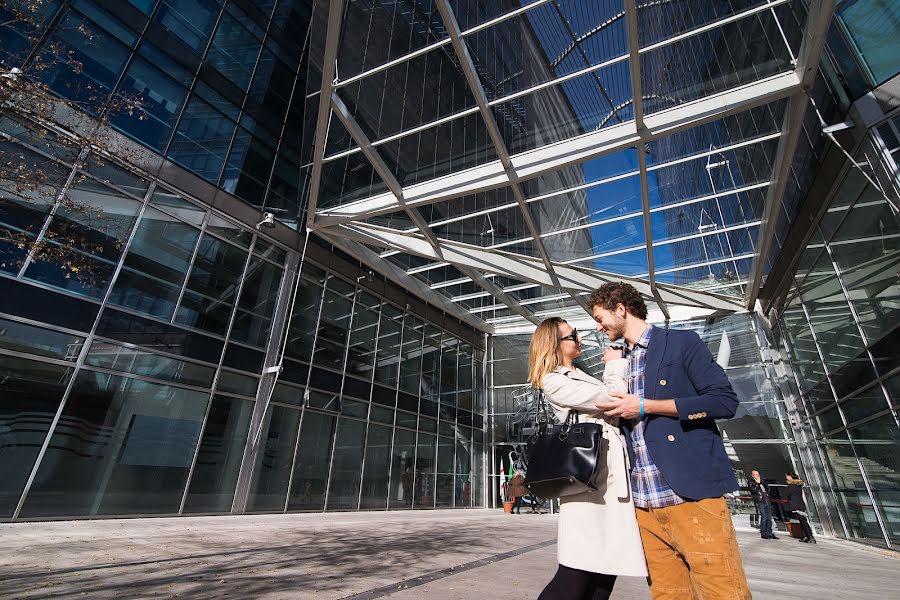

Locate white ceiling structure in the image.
[306,0,835,333]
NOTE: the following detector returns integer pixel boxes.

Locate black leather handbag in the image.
[523,388,609,499]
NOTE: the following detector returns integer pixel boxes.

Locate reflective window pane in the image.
[247,404,300,512]
[287,411,336,511]
[183,395,254,513]
[0,357,71,517]
[360,422,391,509]
[21,372,207,517]
[389,428,416,509]
[325,418,366,510]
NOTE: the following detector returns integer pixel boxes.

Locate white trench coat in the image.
[540,360,647,577]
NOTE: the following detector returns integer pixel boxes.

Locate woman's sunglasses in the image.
[559,329,579,343]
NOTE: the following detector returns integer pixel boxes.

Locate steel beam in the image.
[305,0,344,231]
[744,0,835,309]
[333,222,745,312]
[315,230,494,334]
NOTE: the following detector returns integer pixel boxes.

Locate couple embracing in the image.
[529,282,751,600]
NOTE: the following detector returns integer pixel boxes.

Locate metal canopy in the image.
[307,0,834,332]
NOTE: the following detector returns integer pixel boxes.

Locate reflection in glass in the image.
[360,422,392,509]
[0,317,84,360]
[0,357,71,517]
[247,405,300,512]
[21,371,207,517]
[326,418,366,509]
[849,414,900,544]
[288,411,336,511]
[415,432,436,509]
[389,428,416,509]
[183,396,254,513]
[85,339,215,388]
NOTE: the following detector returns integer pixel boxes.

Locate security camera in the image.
[256,212,276,229]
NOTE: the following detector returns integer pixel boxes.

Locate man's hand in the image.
[596,391,641,420]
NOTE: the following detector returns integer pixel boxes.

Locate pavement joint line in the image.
[338,538,557,599]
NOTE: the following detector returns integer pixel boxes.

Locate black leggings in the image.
[537,564,616,600]
[788,511,814,539]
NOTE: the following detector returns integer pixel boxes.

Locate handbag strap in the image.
[535,369,580,428]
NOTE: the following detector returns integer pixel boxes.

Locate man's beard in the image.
[607,317,626,341]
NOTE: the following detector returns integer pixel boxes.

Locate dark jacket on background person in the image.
[785,480,806,512]
[749,478,770,500]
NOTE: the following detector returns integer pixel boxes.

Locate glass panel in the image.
[312,290,353,370]
[436,434,454,507]
[175,233,248,336]
[838,0,900,84]
[848,414,900,545]
[829,188,900,345]
[336,0,445,81]
[284,278,322,363]
[440,336,458,407]
[287,411,336,511]
[109,206,201,320]
[455,436,473,506]
[414,432,436,509]
[346,292,379,380]
[205,9,263,90]
[38,11,131,112]
[841,386,892,425]
[0,357,72,518]
[182,395,254,513]
[398,318,422,396]
[0,317,84,360]
[168,95,237,183]
[21,371,207,517]
[819,429,882,542]
[325,417,366,510]
[374,306,402,388]
[85,339,215,388]
[112,43,191,151]
[389,428,416,509]
[641,9,793,114]
[800,252,863,375]
[360,422,392,509]
[154,0,220,52]
[247,404,300,512]
[231,257,283,347]
[216,370,259,397]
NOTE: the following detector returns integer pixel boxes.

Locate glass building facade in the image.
[0,0,897,549]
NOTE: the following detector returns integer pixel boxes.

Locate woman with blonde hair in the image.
[529,317,646,600]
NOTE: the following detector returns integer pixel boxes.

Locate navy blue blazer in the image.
[621,326,739,500]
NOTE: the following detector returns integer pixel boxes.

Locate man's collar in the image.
[633,324,653,349]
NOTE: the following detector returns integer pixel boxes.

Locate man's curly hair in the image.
[587,282,648,320]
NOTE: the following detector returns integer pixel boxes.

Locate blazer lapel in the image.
[643,327,667,409]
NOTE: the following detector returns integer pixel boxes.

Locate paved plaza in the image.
[0,510,896,599]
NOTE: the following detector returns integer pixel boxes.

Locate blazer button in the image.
[667,434,675,442]
[660,379,667,386]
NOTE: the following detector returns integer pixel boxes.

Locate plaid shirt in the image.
[626,325,685,509]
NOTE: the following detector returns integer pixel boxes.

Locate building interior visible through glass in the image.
[0,0,897,548]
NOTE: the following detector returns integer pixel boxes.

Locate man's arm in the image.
[672,331,739,421]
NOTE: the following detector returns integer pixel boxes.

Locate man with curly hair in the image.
[589,282,750,599]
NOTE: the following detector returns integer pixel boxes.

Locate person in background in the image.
[528,317,647,600]
[749,469,778,539]
[785,472,816,544]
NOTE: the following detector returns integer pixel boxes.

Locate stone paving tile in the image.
[0,510,897,599]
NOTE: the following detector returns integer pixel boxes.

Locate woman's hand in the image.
[602,345,624,363]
